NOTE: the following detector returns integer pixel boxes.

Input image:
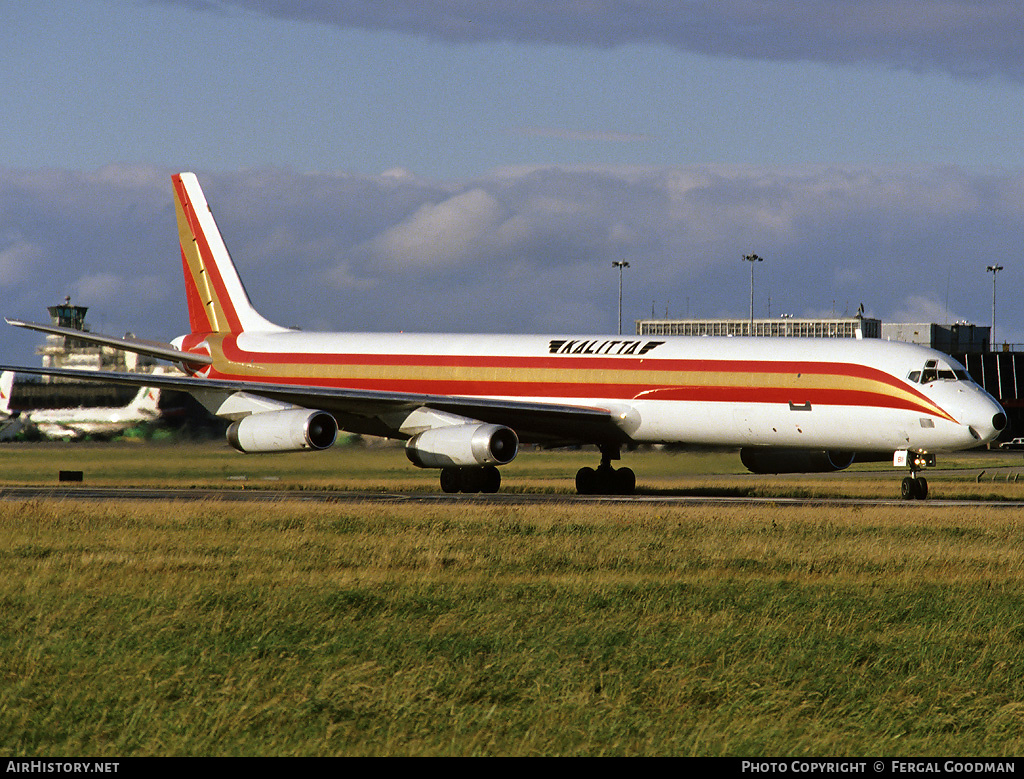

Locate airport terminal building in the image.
[636,316,881,340]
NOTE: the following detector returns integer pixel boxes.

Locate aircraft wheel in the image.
[901,476,929,500]
[460,468,484,493]
[440,467,461,494]
[615,467,636,496]
[480,465,501,493]
[576,466,597,495]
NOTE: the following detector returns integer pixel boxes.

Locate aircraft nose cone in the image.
[970,398,1008,445]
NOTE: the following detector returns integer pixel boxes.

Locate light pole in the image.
[613,260,630,335]
[742,253,763,334]
[987,264,1003,348]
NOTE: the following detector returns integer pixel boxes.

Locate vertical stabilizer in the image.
[0,371,14,416]
[172,173,287,336]
[128,386,161,418]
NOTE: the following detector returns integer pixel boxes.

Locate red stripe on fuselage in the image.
[198,369,932,414]
[191,335,952,419]
[215,335,908,382]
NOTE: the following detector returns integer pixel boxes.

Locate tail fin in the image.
[127,386,161,417]
[172,173,286,336]
[0,371,14,416]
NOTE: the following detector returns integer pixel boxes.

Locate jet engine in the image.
[739,447,856,474]
[227,408,338,453]
[405,423,518,468]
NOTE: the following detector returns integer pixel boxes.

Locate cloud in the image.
[891,293,964,325]
[363,188,509,270]
[165,1,1024,80]
[0,238,43,286]
[69,272,168,310]
[70,272,124,303]
[3,163,1024,365]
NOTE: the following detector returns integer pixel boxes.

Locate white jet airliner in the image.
[1,173,1007,499]
[0,372,160,440]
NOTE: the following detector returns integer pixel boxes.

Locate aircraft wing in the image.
[0,364,626,447]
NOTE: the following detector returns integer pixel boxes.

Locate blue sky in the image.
[3,0,1024,364]
[7,0,1024,174]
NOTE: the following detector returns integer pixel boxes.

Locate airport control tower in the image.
[11,297,153,407]
[46,297,88,348]
[36,297,151,378]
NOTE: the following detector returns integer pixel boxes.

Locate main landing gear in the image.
[575,445,636,495]
[437,448,637,496]
[439,465,501,494]
[895,450,935,501]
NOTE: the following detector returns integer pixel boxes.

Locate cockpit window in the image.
[911,362,973,384]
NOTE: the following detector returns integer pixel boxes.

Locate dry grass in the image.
[4,442,1024,755]
[3,490,1024,756]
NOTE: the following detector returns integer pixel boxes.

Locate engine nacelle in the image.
[227,408,338,453]
[740,447,856,474]
[405,423,518,469]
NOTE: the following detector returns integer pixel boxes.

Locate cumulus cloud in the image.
[2,163,1024,364]
[364,188,509,270]
[69,272,168,310]
[165,0,1024,80]
[891,293,965,325]
[0,238,43,286]
[70,272,125,303]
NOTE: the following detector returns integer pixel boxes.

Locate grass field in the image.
[2,442,1024,756]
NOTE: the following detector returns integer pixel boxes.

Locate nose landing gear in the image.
[901,475,928,500]
[895,450,935,500]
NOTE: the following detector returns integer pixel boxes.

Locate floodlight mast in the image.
[742,253,763,334]
[987,264,1004,348]
[613,260,630,335]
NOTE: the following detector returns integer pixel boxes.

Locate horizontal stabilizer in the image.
[4,318,213,366]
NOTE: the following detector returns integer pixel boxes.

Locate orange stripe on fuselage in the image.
[186,334,957,423]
